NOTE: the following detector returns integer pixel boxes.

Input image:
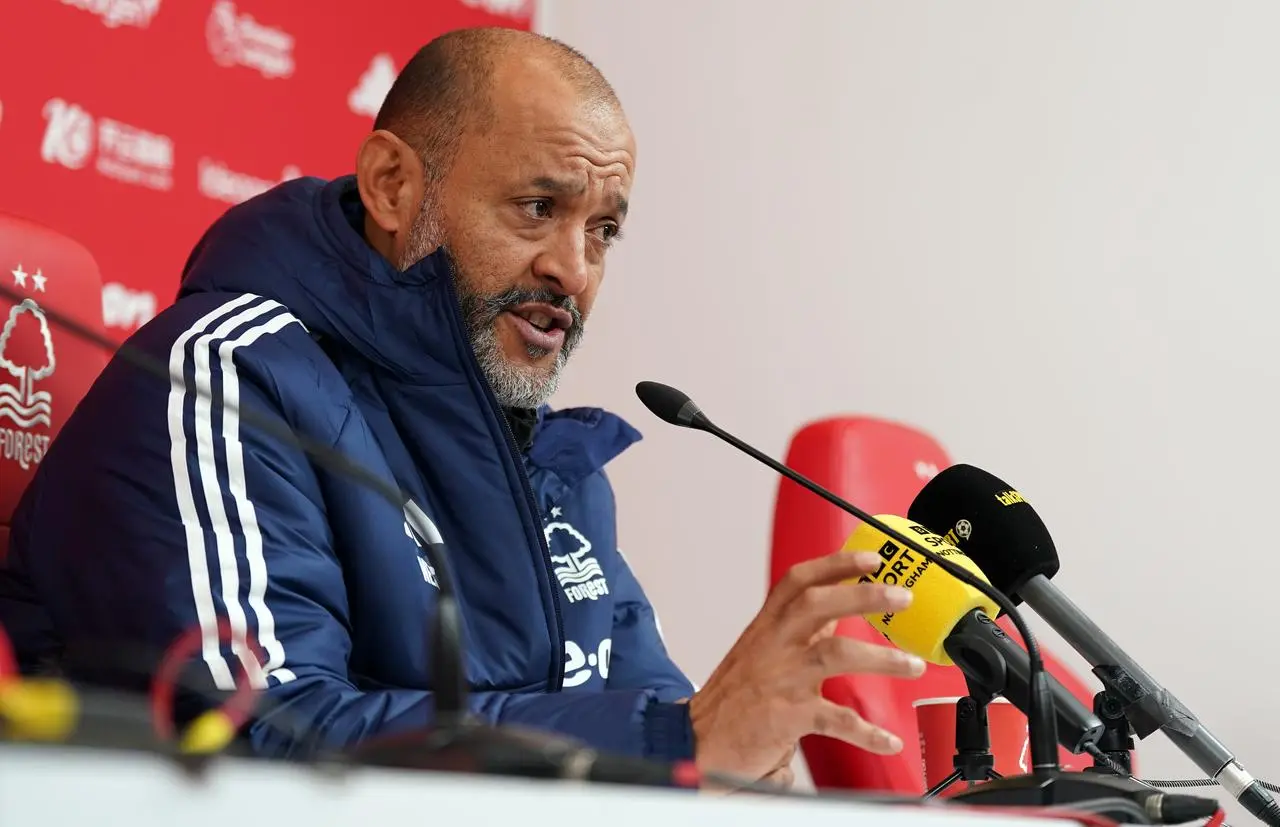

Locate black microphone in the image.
[909,464,1280,827]
[632,381,1063,778]
[941,608,1103,755]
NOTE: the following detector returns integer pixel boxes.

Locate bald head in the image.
[374,27,621,181]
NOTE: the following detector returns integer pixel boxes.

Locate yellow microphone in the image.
[842,514,998,666]
[841,515,1104,753]
[179,710,238,754]
[0,678,80,742]
[0,677,237,755]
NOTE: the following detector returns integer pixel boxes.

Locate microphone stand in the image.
[933,629,1204,823]
[1087,687,1137,777]
[923,685,1004,798]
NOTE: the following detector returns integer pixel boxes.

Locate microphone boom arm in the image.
[1020,578,1241,784]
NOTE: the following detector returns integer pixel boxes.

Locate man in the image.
[0,28,923,784]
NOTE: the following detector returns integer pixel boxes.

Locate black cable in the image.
[1087,744,1280,795]
[1144,779,1280,794]
[1050,796,1151,823]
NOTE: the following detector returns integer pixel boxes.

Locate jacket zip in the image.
[494,411,566,691]
[442,291,566,693]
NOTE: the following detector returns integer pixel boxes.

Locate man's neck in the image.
[504,406,538,453]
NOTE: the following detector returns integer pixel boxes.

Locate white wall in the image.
[538,0,1280,817]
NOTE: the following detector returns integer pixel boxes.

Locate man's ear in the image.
[355,129,425,237]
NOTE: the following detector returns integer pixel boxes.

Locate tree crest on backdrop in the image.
[0,299,56,428]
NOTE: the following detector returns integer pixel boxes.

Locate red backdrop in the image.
[0,0,534,340]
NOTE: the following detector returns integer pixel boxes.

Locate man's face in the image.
[399,65,635,409]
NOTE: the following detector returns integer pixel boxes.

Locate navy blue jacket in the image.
[0,175,696,760]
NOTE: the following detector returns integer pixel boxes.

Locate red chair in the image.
[0,213,109,561]
[769,416,1101,794]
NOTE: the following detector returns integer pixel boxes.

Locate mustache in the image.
[469,286,583,331]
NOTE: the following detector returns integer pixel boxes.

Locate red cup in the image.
[914,696,1032,795]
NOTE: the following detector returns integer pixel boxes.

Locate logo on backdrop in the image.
[206,1,295,79]
[41,98,173,192]
[102,283,157,331]
[197,158,302,205]
[544,510,609,604]
[459,0,534,18]
[60,0,163,29]
[348,53,397,118]
[1,267,56,471]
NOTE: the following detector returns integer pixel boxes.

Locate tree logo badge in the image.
[0,298,57,470]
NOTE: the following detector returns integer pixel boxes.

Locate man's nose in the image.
[532,227,591,297]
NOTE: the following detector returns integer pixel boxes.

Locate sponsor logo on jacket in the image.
[563,637,611,687]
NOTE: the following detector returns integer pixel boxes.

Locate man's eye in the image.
[522,199,552,219]
[595,224,623,245]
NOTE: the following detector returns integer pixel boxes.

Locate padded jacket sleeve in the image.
[604,551,696,703]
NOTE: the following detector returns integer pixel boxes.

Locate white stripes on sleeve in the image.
[167,294,304,690]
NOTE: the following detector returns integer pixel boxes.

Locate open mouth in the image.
[505,302,573,352]
[509,303,572,333]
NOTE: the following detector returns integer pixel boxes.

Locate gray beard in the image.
[398,204,583,409]
[460,289,579,409]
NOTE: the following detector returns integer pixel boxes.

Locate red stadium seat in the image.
[769,416,1101,794]
[0,213,109,561]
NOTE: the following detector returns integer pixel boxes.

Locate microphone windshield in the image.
[635,381,709,430]
[907,464,1060,606]
[842,515,999,665]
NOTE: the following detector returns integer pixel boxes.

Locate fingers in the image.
[810,700,905,755]
[803,635,926,682]
[778,580,912,640]
[767,550,888,609]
